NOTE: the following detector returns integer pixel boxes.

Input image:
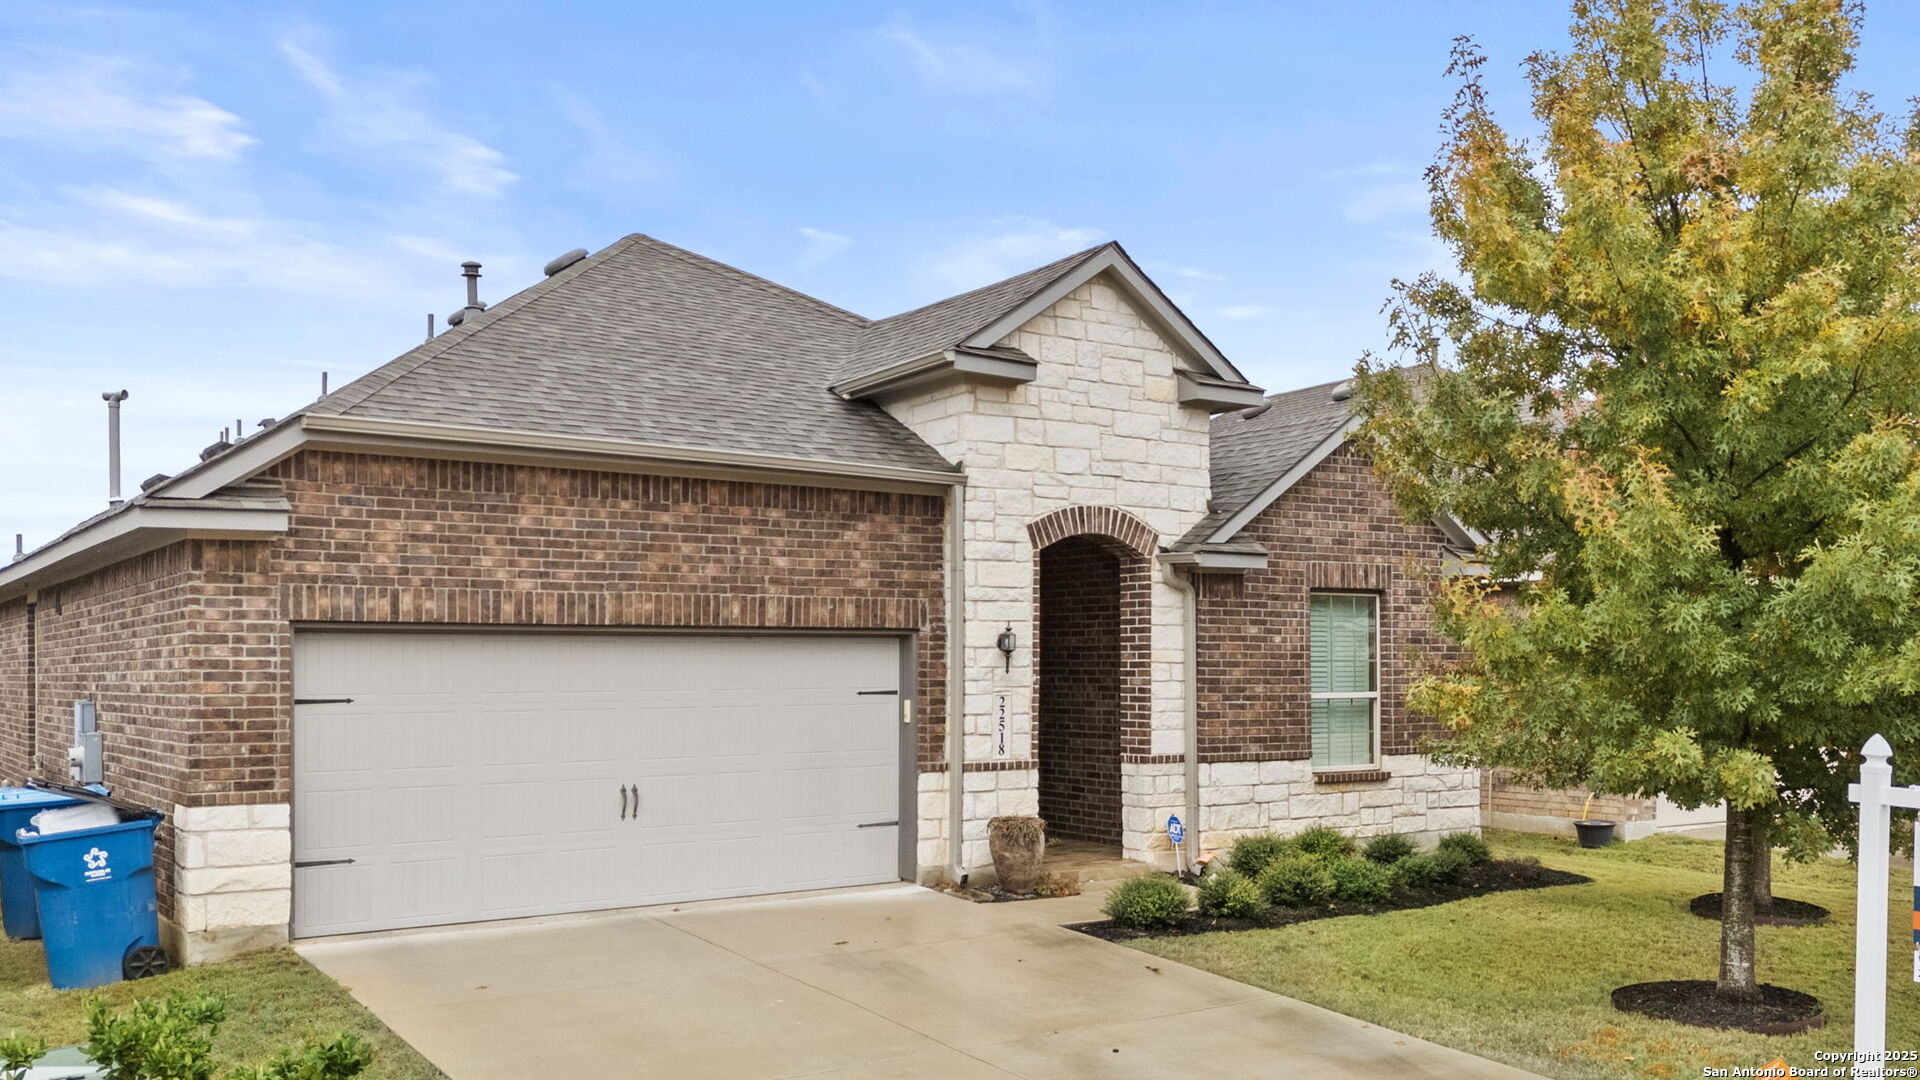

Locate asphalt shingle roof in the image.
[1178,377,1358,547]
[837,244,1110,387]
[311,234,959,475]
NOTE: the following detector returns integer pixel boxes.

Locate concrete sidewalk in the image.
[297,883,1545,1080]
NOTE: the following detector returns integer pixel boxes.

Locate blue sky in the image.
[3,2,1918,546]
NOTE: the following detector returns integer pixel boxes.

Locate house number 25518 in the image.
[996,696,1008,757]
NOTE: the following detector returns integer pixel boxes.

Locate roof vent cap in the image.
[1330,380,1354,402]
[140,473,170,492]
[543,248,588,276]
[199,439,232,462]
[446,309,465,327]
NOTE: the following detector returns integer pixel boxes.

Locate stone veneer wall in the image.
[879,275,1214,870]
[1481,770,1662,840]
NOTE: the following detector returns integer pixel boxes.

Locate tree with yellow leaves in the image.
[1358,0,1920,1001]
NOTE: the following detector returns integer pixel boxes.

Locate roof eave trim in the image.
[1176,371,1267,412]
[832,349,1038,400]
[1204,415,1363,544]
[0,503,290,602]
[300,414,966,487]
[960,246,1247,384]
[1159,549,1268,573]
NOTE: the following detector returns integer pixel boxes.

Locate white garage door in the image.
[291,632,905,937]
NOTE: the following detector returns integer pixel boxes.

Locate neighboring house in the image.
[1481,773,1726,839]
[0,235,1480,963]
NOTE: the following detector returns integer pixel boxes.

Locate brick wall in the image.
[1037,537,1122,844]
[1195,443,1460,762]
[0,598,28,780]
[25,544,210,917]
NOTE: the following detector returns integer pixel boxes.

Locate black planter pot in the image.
[1574,820,1617,848]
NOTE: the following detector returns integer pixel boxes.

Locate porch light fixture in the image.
[996,625,1017,672]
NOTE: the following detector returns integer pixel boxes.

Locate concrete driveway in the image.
[296,884,1542,1080]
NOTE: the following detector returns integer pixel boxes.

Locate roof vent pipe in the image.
[461,261,485,312]
[102,390,129,506]
[12,534,22,563]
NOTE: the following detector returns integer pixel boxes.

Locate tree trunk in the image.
[1751,812,1773,918]
[1718,806,1760,999]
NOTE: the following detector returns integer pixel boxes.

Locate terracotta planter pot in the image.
[988,817,1047,893]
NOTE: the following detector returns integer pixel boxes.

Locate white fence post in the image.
[1852,734,1895,1068]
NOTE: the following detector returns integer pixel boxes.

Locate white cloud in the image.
[921,217,1103,293]
[0,57,252,161]
[1218,304,1271,320]
[279,40,516,198]
[0,195,430,300]
[798,227,851,267]
[876,16,1045,95]
[1172,266,1225,281]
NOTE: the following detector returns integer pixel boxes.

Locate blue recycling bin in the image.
[18,809,165,990]
[0,787,84,940]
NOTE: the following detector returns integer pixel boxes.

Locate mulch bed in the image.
[1068,858,1590,941]
[1688,892,1830,927]
[1612,980,1826,1034]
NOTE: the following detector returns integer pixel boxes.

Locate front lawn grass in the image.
[0,930,441,1078]
[1127,829,1920,1080]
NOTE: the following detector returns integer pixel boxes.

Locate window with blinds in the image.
[1310,592,1378,768]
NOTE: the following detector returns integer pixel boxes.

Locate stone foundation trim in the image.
[960,759,1037,772]
[170,802,291,966]
[1122,753,1186,765]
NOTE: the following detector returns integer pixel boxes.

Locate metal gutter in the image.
[0,501,291,601]
[300,414,966,490]
[833,349,1039,401]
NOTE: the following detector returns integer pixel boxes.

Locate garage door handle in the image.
[856,820,898,829]
[619,784,629,821]
[293,858,356,869]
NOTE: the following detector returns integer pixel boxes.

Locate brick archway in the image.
[1029,507,1156,848]
[1026,505,1157,558]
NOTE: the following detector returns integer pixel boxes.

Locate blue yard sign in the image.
[1167,815,1184,845]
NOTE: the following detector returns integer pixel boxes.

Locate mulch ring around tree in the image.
[1688,892,1830,927]
[1068,858,1590,941]
[1612,980,1825,1035]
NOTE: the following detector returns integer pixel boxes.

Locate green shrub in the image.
[1328,856,1395,904]
[1436,831,1492,865]
[1388,853,1444,891]
[76,991,372,1080]
[1362,833,1417,866]
[1257,852,1336,907]
[1,1033,47,1080]
[1290,825,1357,860]
[1226,832,1295,878]
[1429,847,1474,883]
[1102,873,1192,929]
[1196,868,1266,918]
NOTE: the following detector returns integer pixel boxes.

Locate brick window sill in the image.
[1313,768,1392,784]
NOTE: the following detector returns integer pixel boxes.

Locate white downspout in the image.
[1163,559,1201,871]
[946,481,968,882]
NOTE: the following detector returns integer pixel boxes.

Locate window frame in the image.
[1308,590,1381,771]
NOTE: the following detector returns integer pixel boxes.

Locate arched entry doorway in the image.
[1028,507,1155,850]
